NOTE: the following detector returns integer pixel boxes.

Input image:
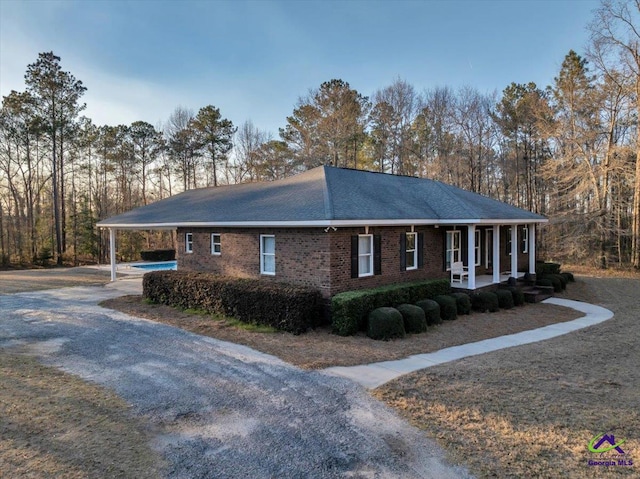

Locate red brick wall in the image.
[327,226,448,297]
[177,227,331,294]
[176,226,449,298]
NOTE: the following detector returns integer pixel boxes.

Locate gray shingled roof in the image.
[97,166,546,228]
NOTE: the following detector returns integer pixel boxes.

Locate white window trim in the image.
[507,227,512,256]
[260,234,275,275]
[358,234,374,278]
[446,230,461,271]
[185,232,193,254]
[211,233,221,255]
[474,229,481,266]
[522,226,529,254]
[406,232,417,271]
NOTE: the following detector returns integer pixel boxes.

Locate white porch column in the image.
[109,228,117,282]
[467,225,476,290]
[493,225,500,284]
[510,225,518,278]
[529,223,536,274]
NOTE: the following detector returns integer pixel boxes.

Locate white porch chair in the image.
[450,261,469,283]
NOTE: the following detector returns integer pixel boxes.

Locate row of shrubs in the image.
[536,261,575,292]
[330,279,451,336]
[143,271,322,334]
[366,287,526,340]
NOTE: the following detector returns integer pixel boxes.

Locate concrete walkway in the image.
[323,298,614,389]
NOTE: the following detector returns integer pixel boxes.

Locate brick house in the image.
[98,166,546,298]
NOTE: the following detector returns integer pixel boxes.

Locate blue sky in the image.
[1,0,600,136]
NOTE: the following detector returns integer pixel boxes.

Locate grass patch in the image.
[226,319,278,333]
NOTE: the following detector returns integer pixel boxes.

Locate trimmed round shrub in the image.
[544,275,563,292]
[495,289,514,309]
[508,286,525,306]
[554,273,568,289]
[470,291,500,313]
[434,295,457,321]
[561,271,575,283]
[450,292,471,315]
[416,299,442,326]
[536,278,553,288]
[367,307,406,340]
[396,304,427,334]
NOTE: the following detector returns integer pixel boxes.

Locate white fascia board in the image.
[97,217,547,230]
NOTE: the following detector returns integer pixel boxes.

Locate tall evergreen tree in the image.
[24,52,86,264]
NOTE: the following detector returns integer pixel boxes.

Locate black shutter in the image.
[374,235,382,275]
[417,232,424,268]
[399,233,406,271]
[442,230,447,271]
[351,235,359,278]
[461,229,468,265]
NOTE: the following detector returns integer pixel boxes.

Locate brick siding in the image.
[177,226,447,298]
[176,224,534,298]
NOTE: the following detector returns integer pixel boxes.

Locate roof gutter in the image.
[97,217,548,230]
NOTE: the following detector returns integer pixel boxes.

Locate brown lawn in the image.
[101,289,584,370]
[0,352,165,478]
[374,275,640,479]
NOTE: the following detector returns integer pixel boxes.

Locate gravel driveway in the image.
[0,283,471,479]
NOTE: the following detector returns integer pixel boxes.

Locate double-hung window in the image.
[211,233,221,255]
[474,229,481,266]
[260,235,275,275]
[358,235,373,277]
[521,226,529,254]
[185,233,193,253]
[405,232,417,270]
[445,230,460,270]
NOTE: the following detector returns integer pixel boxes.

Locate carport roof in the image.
[97,165,547,229]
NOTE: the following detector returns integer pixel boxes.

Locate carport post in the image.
[109,228,117,282]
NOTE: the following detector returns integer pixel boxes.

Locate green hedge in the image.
[416,299,442,326]
[536,261,561,276]
[450,292,471,315]
[507,286,525,306]
[542,274,563,292]
[367,307,406,340]
[495,289,514,309]
[470,291,500,313]
[434,295,457,321]
[397,304,427,334]
[140,249,175,261]
[143,271,321,334]
[331,279,451,336]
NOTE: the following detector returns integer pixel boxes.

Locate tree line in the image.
[1,1,639,269]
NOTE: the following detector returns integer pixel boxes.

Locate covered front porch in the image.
[446,223,538,290]
[451,271,526,291]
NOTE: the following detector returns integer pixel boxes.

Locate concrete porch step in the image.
[523,285,554,303]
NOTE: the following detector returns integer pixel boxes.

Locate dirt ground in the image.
[374,275,640,479]
[0,352,165,478]
[0,266,114,294]
[0,266,623,478]
[101,289,583,370]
